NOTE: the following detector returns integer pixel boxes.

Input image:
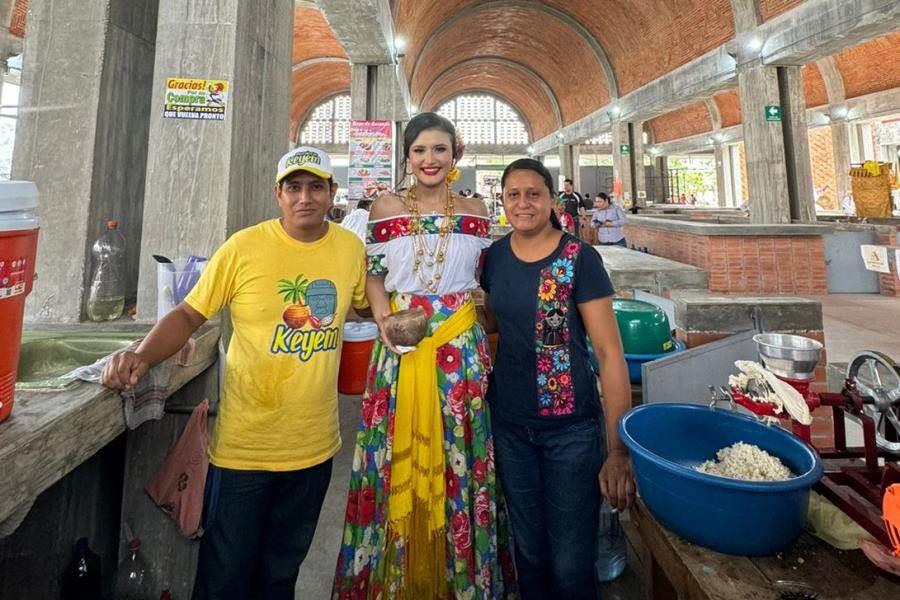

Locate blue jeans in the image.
[494,417,605,600]
[599,238,627,247]
[192,459,332,600]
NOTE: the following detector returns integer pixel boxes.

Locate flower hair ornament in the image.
[446,130,466,184]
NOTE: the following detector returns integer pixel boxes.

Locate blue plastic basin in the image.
[624,338,685,384]
[618,403,823,556]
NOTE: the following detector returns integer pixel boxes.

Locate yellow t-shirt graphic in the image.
[186,220,368,471]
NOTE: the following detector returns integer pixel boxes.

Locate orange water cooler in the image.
[0,182,39,423]
[338,322,378,395]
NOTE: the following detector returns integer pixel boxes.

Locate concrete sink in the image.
[16,331,138,390]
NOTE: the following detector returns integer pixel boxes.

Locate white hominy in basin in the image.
[696,442,793,481]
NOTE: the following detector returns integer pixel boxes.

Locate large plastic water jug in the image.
[0,181,39,423]
[339,321,378,394]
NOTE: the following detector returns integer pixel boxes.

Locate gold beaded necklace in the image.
[405,183,455,293]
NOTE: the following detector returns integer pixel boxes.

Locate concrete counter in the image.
[0,323,221,532]
[624,216,831,295]
[625,214,833,236]
[592,245,708,292]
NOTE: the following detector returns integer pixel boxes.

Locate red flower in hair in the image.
[454,131,466,161]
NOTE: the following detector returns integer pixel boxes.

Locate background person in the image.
[554,198,575,234]
[559,178,589,238]
[591,192,627,247]
[340,198,372,242]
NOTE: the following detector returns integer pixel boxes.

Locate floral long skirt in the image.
[333,292,517,600]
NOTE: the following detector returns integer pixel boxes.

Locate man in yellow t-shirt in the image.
[102,146,369,599]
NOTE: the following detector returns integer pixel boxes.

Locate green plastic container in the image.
[613,299,673,355]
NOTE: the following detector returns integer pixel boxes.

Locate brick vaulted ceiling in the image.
[394,0,736,103]
[290,5,350,141]
[8,0,900,145]
[647,31,900,143]
[408,5,610,127]
[420,61,557,140]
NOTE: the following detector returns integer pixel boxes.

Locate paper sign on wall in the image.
[860,245,890,274]
[163,78,228,121]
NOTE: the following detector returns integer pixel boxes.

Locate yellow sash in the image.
[388,298,476,594]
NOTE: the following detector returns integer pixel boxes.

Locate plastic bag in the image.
[145,399,209,538]
[804,491,873,550]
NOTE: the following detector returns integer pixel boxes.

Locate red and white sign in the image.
[0,256,27,299]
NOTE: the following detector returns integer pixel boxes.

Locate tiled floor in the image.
[294,394,646,598]
[810,294,900,364]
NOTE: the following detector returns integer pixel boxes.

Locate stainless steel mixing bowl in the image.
[753,333,823,380]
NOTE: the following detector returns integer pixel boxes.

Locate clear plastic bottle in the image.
[86,220,126,321]
[595,500,627,582]
[114,538,155,600]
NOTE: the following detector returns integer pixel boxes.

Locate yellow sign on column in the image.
[163,78,229,121]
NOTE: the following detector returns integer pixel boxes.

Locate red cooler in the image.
[0,181,39,423]
[338,321,378,395]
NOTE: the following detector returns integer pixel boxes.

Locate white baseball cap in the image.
[276,146,333,183]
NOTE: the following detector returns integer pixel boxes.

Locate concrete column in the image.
[351,62,408,122]
[714,144,729,207]
[135,0,293,320]
[632,122,647,207]
[848,122,863,164]
[652,156,667,203]
[12,0,158,323]
[830,120,852,204]
[611,122,632,205]
[350,63,370,120]
[558,144,580,192]
[730,144,746,205]
[737,63,799,224]
[779,65,815,222]
[352,64,406,189]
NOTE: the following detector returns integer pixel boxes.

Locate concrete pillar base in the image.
[13,0,159,323]
[135,0,293,320]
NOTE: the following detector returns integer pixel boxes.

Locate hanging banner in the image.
[348,120,394,201]
[860,244,890,274]
[163,78,228,121]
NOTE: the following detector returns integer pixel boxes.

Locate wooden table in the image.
[0,323,220,531]
[628,498,900,599]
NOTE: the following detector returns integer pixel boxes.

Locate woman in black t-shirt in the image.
[480,159,635,600]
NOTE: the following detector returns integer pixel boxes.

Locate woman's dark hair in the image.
[500,158,562,231]
[396,112,458,189]
[403,112,457,159]
[597,192,611,204]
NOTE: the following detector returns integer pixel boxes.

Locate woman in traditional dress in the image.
[480,159,635,600]
[333,113,516,599]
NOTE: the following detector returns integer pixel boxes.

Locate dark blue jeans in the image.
[494,416,605,600]
[192,459,333,600]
